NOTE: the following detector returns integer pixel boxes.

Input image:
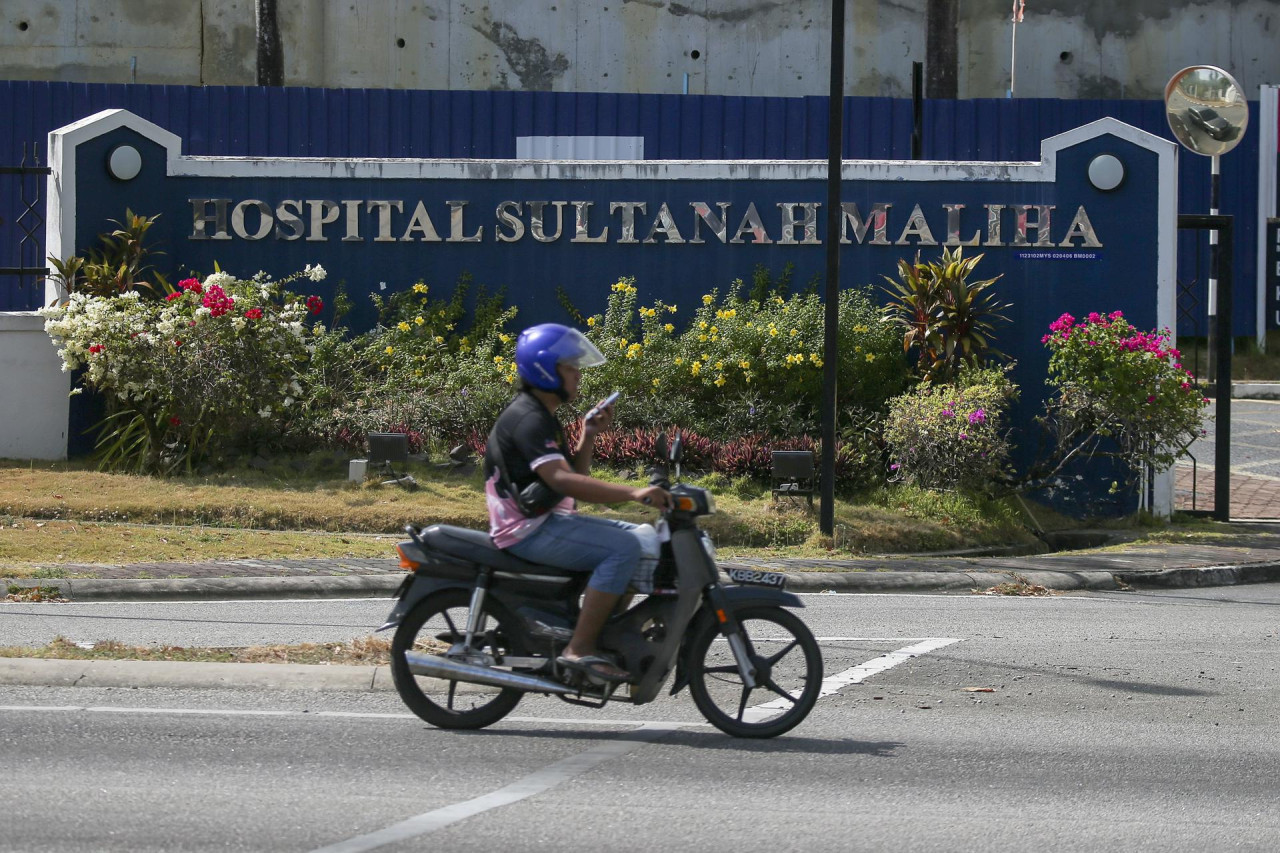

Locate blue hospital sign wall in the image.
[46,110,1178,510]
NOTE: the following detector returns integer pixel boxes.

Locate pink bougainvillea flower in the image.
[968,409,986,424]
[165,291,183,302]
[1147,395,1156,403]
[88,344,105,354]
[202,284,234,318]
[305,295,324,315]
[244,307,263,320]
[179,278,203,294]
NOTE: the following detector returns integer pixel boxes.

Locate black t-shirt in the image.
[483,391,572,495]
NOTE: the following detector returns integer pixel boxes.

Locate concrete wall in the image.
[0,0,1275,100]
[0,312,69,460]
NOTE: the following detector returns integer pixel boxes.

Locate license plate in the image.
[727,568,787,588]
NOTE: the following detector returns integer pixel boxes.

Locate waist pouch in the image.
[515,480,563,517]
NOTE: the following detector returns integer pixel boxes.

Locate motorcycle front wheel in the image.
[687,605,823,738]
[390,588,526,730]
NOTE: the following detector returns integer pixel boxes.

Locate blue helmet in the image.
[515,323,606,391]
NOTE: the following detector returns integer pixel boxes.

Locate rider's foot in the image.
[557,653,630,683]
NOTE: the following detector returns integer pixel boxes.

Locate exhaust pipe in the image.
[405,650,574,694]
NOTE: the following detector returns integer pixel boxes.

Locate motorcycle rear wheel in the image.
[390,588,526,729]
[687,605,823,738]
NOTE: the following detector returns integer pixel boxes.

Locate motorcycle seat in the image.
[419,524,580,578]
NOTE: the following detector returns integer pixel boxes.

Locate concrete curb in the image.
[7,575,405,601]
[1112,560,1280,588]
[8,560,1280,600]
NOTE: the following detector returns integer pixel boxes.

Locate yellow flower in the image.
[413,283,428,294]
[853,324,869,333]
[698,334,707,343]
[414,315,425,326]
[667,305,677,313]
[714,374,726,387]
[619,338,628,350]
[434,336,445,344]
[493,355,504,364]
[865,353,876,362]
[715,361,724,370]
[587,316,597,327]
[738,360,750,369]
[445,323,455,330]
[769,328,778,337]
[702,294,714,305]
[698,320,708,330]
[499,333,511,344]
[709,335,718,343]
[663,323,674,333]
[691,361,701,376]
[773,296,784,305]
[652,377,661,387]
[701,353,709,361]
[710,326,718,335]
[385,346,395,355]
[674,356,684,365]
[397,321,411,332]
[414,369,422,377]
[789,328,798,336]
[855,345,863,353]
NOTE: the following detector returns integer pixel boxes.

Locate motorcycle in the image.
[376,432,823,738]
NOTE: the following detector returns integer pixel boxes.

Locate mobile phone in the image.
[586,390,621,422]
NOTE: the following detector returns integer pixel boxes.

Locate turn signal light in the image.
[674,496,697,512]
[396,545,418,571]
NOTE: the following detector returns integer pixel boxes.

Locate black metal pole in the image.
[256,0,284,87]
[820,0,846,537]
[1214,215,1233,521]
[911,61,923,160]
[1207,156,1220,385]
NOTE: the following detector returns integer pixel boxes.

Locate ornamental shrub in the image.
[883,366,1018,492]
[1041,311,1207,484]
[41,265,330,473]
[575,276,908,442]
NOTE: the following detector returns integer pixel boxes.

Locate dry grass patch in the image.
[0,518,394,572]
[0,635,391,665]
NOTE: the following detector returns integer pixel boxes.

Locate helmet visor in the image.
[546,328,606,368]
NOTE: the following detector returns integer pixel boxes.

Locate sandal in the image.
[557,654,630,684]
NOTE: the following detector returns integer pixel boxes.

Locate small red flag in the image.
[1012,0,1025,23]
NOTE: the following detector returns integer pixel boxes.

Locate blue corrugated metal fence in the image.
[1,80,1261,331]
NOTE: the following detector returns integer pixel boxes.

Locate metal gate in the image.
[1175,214,1233,521]
[0,141,50,310]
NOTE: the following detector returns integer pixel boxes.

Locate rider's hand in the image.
[633,485,673,511]
[582,399,615,435]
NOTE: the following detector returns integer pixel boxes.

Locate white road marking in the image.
[308,723,683,853]
[742,637,961,722]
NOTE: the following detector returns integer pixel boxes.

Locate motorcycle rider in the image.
[483,323,672,684]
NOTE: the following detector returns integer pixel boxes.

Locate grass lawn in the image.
[0,455,1045,573]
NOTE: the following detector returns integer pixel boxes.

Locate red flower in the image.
[165,291,183,302]
[169,416,182,427]
[244,307,263,320]
[88,344,105,354]
[202,284,234,318]
[173,339,182,348]
[179,278,203,294]
[305,295,324,315]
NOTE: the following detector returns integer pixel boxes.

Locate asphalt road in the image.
[3,586,1279,852]
[1188,398,1280,479]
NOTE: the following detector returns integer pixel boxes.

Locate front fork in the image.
[460,567,493,657]
[704,584,758,689]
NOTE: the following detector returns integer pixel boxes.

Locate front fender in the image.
[669,585,806,695]
[375,574,470,632]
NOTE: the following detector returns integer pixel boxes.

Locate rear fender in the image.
[375,574,469,632]
[669,585,805,695]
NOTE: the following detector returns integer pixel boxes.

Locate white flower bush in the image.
[41,266,328,473]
